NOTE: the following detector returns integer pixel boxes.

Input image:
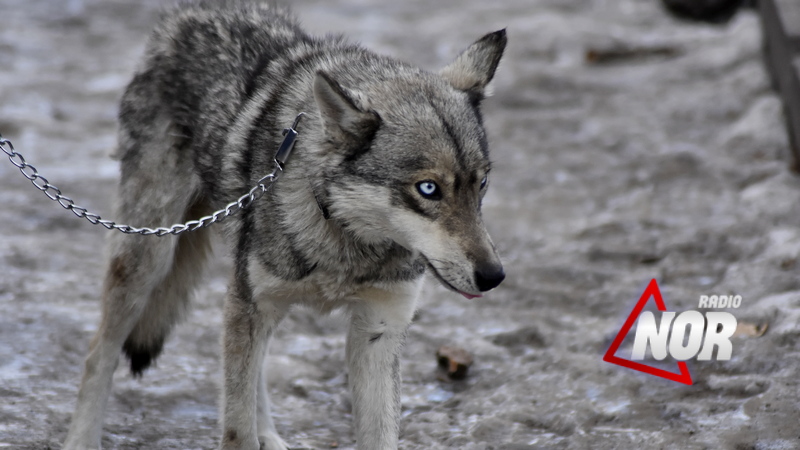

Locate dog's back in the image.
[118,2,305,189]
[120,2,381,203]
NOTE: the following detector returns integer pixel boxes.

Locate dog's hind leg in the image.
[64,106,208,449]
[64,200,209,449]
[346,281,422,450]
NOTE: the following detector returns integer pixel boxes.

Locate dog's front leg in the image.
[220,282,290,450]
[347,281,422,450]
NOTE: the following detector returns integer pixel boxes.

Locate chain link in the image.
[0,113,304,236]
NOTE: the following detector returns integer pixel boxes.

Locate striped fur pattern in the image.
[64,1,506,449]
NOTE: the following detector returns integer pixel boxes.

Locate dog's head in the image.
[312,30,507,298]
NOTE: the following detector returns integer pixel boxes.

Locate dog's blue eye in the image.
[480,175,488,189]
[416,181,440,199]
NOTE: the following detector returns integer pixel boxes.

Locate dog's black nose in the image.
[475,265,505,292]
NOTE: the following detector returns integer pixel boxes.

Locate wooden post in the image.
[759,0,800,171]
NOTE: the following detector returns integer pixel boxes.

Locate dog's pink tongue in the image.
[461,292,482,300]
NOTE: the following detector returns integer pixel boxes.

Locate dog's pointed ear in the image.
[313,71,381,149]
[440,29,507,102]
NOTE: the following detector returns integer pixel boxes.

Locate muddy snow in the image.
[2,0,800,449]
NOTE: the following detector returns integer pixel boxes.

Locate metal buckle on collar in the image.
[274,112,305,171]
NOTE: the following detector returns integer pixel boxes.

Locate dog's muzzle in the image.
[475,263,505,292]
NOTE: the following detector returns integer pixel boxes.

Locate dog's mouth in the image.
[422,257,482,300]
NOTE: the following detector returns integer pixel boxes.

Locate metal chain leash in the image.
[0,112,304,237]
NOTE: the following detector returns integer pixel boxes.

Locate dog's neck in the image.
[310,182,331,220]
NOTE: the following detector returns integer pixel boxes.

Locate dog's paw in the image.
[258,432,289,450]
[63,435,101,450]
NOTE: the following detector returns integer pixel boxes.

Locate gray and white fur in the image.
[63,1,506,449]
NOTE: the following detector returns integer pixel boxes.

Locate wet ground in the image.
[2,0,800,449]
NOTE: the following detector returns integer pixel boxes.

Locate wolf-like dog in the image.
[63,1,506,449]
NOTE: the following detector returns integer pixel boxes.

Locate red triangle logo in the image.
[603,279,693,385]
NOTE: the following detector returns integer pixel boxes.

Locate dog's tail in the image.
[121,202,213,376]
